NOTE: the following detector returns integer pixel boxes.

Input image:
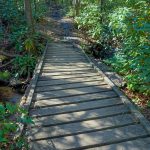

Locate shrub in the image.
[75,4,103,41]
[0,71,11,80]
[0,103,33,149]
[14,54,37,77]
[74,0,150,96]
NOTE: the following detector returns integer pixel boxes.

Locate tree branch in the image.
[0,50,21,58]
[0,59,14,69]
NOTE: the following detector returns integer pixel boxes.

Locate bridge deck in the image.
[27,42,150,150]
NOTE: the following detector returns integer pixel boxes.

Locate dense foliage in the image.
[0,103,33,149]
[75,4,102,40]
[69,0,150,96]
[0,0,47,80]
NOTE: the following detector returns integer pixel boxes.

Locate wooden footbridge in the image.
[26,42,150,150]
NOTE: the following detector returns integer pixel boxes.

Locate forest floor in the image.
[38,3,150,121]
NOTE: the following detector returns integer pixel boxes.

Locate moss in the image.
[0,71,11,80]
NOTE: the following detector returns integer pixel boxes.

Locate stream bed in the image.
[0,86,22,104]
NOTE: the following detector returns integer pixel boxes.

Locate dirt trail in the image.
[38,2,80,44]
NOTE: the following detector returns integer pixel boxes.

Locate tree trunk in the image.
[73,0,80,16]
[76,0,80,16]
[24,0,34,33]
[99,0,104,23]
[34,0,37,14]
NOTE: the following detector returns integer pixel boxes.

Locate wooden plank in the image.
[45,54,85,57]
[46,49,81,51]
[45,54,83,57]
[39,73,102,81]
[43,61,88,64]
[35,81,106,92]
[41,70,96,74]
[46,51,82,54]
[42,65,92,69]
[43,62,92,67]
[43,64,92,68]
[40,72,99,79]
[37,76,103,86]
[45,52,85,54]
[47,45,78,48]
[41,67,93,72]
[44,59,88,64]
[88,137,150,150]
[30,97,122,117]
[46,48,83,51]
[45,50,84,53]
[44,59,87,62]
[30,124,148,150]
[43,62,91,67]
[33,91,117,107]
[39,70,97,77]
[44,53,85,57]
[31,105,129,126]
[47,49,82,51]
[44,57,87,60]
[33,85,111,100]
[46,48,81,51]
[29,114,135,140]
[43,65,92,69]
